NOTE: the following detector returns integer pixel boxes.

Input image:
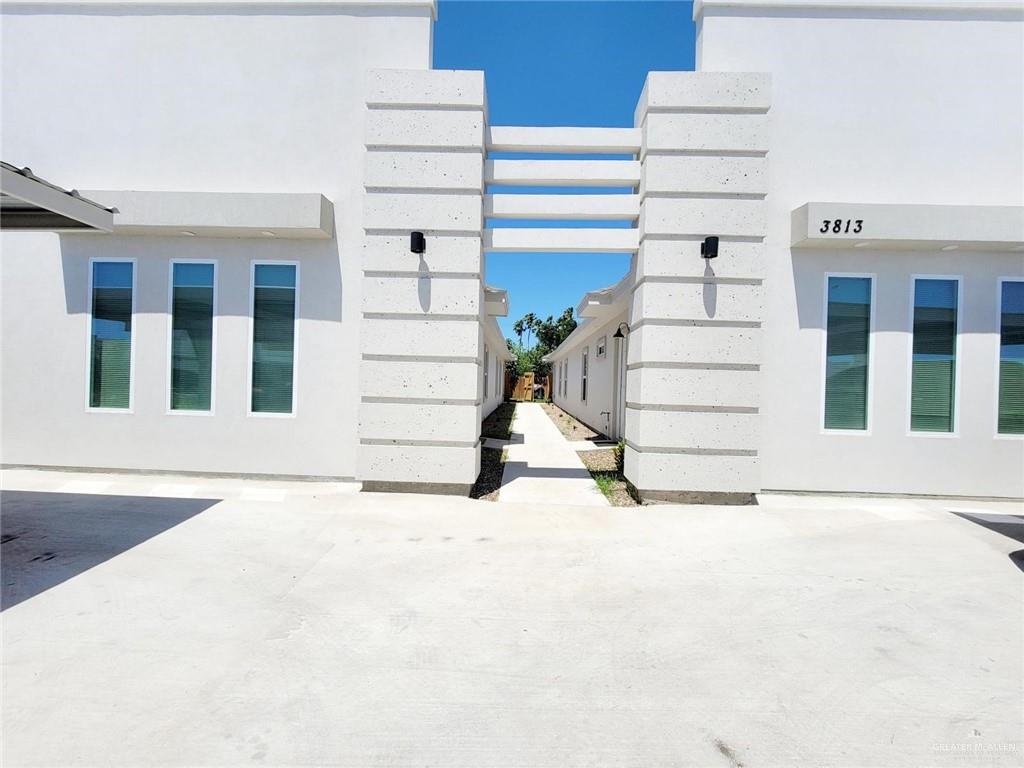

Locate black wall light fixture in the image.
[612,322,630,339]
[410,231,426,254]
[700,236,719,259]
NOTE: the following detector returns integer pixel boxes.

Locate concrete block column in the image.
[359,69,486,494]
[626,72,770,504]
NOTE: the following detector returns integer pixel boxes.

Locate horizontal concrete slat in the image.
[484,194,638,220]
[643,113,768,155]
[359,402,481,443]
[635,72,771,122]
[366,69,486,109]
[630,281,763,323]
[366,109,485,150]
[641,197,766,238]
[641,155,767,195]
[358,443,480,486]
[363,234,482,273]
[363,275,480,315]
[484,228,639,253]
[485,159,641,187]
[360,359,481,401]
[365,151,484,191]
[625,410,759,451]
[624,446,759,493]
[364,192,482,233]
[626,367,761,409]
[487,126,641,154]
[627,324,761,366]
[361,317,481,357]
[636,240,764,280]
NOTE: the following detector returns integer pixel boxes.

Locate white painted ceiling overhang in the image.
[81,190,335,239]
[1,163,115,232]
[791,202,1024,252]
[484,285,509,317]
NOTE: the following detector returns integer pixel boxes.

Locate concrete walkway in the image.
[497,402,609,507]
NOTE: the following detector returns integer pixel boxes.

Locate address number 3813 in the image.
[820,219,864,234]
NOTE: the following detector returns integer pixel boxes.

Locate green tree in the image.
[507,307,577,376]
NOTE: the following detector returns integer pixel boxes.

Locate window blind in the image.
[824,277,871,430]
[999,281,1024,434]
[89,261,134,409]
[910,279,958,432]
[251,264,297,414]
[170,263,215,411]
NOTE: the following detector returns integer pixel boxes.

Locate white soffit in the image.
[694,0,1024,18]
[484,285,509,317]
[1,0,437,17]
[791,202,1024,251]
[82,190,335,239]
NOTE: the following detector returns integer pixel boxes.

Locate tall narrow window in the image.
[823,276,872,430]
[910,278,958,433]
[170,262,215,411]
[89,261,134,409]
[484,346,490,399]
[999,280,1024,435]
[251,263,297,414]
[581,348,589,402]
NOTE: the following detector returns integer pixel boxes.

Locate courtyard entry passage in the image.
[495,403,608,507]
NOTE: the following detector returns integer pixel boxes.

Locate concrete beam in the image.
[484,227,639,253]
[485,159,640,187]
[487,126,641,154]
[484,194,638,221]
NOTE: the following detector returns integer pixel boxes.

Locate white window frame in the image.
[906,274,962,438]
[820,272,876,436]
[996,277,1024,440]
[247,260,300,418]
[166,259,218,416]
[581,347,589,403]
[86,257,137,414]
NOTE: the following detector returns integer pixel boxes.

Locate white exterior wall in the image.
[550,312,627,438]
[698,0,1024,498]
[0,1,434,479]
[481,317,512,419]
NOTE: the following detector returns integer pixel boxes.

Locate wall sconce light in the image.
[700,236,719,259]
[410,231,426,254]
[612,322,630,339]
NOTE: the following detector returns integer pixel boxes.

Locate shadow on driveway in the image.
[1,491,219,610]
[950,510,1024,573]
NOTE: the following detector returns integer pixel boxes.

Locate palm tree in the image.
[513,318,525,344]
[523,312,538,349]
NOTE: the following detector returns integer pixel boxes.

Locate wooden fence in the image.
[506,371,550,402]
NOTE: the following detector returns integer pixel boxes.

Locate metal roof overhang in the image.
[1,163,114,232]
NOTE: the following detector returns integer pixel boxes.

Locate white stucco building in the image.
[2,0,1022,500]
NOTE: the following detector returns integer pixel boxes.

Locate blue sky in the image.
[433,0,696,341]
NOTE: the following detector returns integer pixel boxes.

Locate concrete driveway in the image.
[2,469,1021,767]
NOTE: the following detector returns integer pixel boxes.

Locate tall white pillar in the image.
[359,69,486,494]
[627,72,770,503]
